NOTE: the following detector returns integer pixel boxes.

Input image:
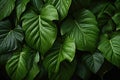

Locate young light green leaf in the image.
[16,0,30,20]
[0,0,15,20]
[43,37,75,74]
[44,0,72,20]
[0,20,24,53]
[98,34,120,67]
[61,9,99,52]
[22,5,58,55]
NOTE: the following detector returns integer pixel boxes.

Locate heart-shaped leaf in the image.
[22,5,58,55]
[98,34,120,67]
[0,20,24,53]
[61,9,99,52]
[6,47,31,80]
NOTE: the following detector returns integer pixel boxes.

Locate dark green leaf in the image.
[0,0,15,20]
[115,0,120,11]
[0,20,24,53]
[31,0,43,12]
[82,52,104,73]
[16,0,30,20]
[102,19,115,33]
[98,3,116,17]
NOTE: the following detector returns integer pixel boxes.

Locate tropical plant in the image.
[0,0,120,80]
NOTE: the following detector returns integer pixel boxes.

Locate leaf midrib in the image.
[74,19,86,48]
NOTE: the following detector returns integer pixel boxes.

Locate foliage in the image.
[0,0,120,80]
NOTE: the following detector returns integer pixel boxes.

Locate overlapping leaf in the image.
[43,37,75,79]
[27,52,40,80]
[0,20,24,53]
[97,3,116,33]
[6,47,30,80]
[82,52,104,73]
[98,34,120,67]
[16,0,30,20]
[0,0,15,20]
[31,0,43,11]
[22,5,58,55]
[61,9,99,52]
[6,46,40,80]
[112,13,120,30]
[44,0,72,20]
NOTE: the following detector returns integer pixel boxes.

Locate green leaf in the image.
[82,52,104,73]
[98,34,120,67]
[0,0,15,20]
[31,0,43,12]
[6,47,31,80]
[0,20,24,53]
[61,9,99,52]
[43,37,75,77]
[97,3,116,33]
[97,3,116,27]
[112,13,120,25]
[27,52,40,80]
[44,0,72,20]
[16,0,30,20]
[22,5,58,55]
